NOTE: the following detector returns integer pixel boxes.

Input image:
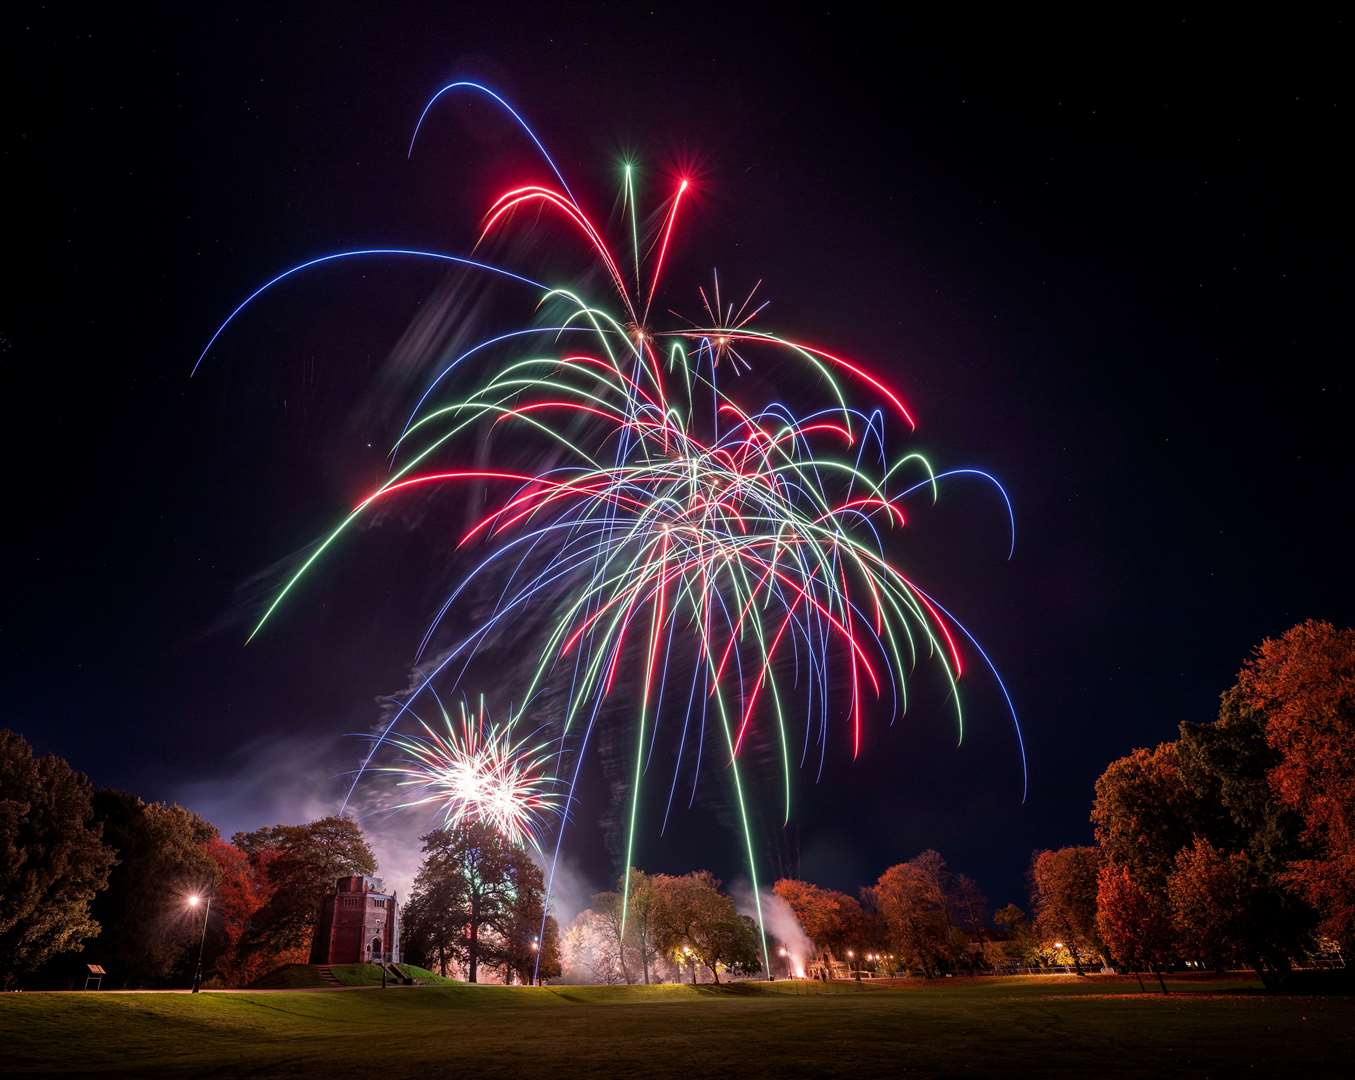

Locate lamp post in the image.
[531,936,540,985]
[187,894,211,993]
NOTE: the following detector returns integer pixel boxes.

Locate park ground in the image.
[2,973,1351,1078]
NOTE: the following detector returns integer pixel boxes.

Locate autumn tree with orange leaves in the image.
[1236,620,1355,949]
[1030,847,1103,975]
[1095,863,1174,992]
[201,836,270,987]
[772,879,864,976]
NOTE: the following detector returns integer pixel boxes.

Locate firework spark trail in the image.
[378,696,563,854]
[195,81,1027,982]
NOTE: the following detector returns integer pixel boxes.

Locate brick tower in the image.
[309,875,401,965]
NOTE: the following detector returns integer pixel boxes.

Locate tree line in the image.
[556,868,763,985]
[0,734,380,989]
[3,619,1349,989]
[771,620,1354,988]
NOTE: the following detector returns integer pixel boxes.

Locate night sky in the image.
[8,7,1350,914]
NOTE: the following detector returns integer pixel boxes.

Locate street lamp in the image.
[187,893,211,993]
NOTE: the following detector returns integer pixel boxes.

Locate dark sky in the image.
[7,7,1351,912]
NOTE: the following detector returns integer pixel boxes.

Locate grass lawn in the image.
[3,974,1351,1078]
[247,963,455,988]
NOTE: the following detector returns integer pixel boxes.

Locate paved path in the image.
[12,984,426,994]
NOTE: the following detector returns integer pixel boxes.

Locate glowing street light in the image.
[187,893,212,993]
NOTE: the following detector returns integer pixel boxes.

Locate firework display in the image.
[378,697,560,855]
[197,81,1025,977]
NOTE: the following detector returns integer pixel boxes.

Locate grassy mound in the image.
[249,962,459,990]
[394,963,456,985]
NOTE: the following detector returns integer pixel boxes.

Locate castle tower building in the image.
[309,875,401,965]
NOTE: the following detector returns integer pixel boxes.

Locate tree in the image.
[992,903,1040,967]
[561,908,627,984]
[948,874,991,971]
[397,896,432,972]
[498,852,555,984]
[772,878,865,976]
[201,836,269,987]
[652,871,758,984]
[1166,837,1258,971]
[1092,742,1202,885]
[405,821,549,983]
[1235,620,1355,949]
[1177,688,1304,877]
[420,822,514,982]
[1092,668,1316,985]
[649,873,698,983]
[623,868,661,984]
[536,915,563,983]
[587,869,664,985]
[87,790,218,986]
[698,911,762,982]
[650,871,759,984]
[402,842,469,977]
[1095,863,1174,993]
[590,889,635,984]
[235,816,376,964]
[1030,847,1103,975]
[0,731,114,987]
[1176,692,1313,976]
[870,852,955,977]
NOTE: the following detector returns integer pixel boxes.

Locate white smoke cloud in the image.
[538,853,599,929]
[732,880,812,979]
[170,729,432,901]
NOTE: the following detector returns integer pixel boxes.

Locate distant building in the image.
[309,875,401,965]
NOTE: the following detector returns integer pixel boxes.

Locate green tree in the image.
[402,845,469,977]
[589,869,663,984]
[497,851,553,984]
[650,871,759,983]
[87,790,218,986]
[1176,689,1312,975]
[1177,689,1304,875]
[234,816,376,963]
[624,868,661,984]
[650,871,758,984]
[992,903,1040,967]
[409,821,543,982]
[0,730,114,987]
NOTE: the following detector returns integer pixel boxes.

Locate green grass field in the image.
[3,974,1351,1078]
[247,963,456,988]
